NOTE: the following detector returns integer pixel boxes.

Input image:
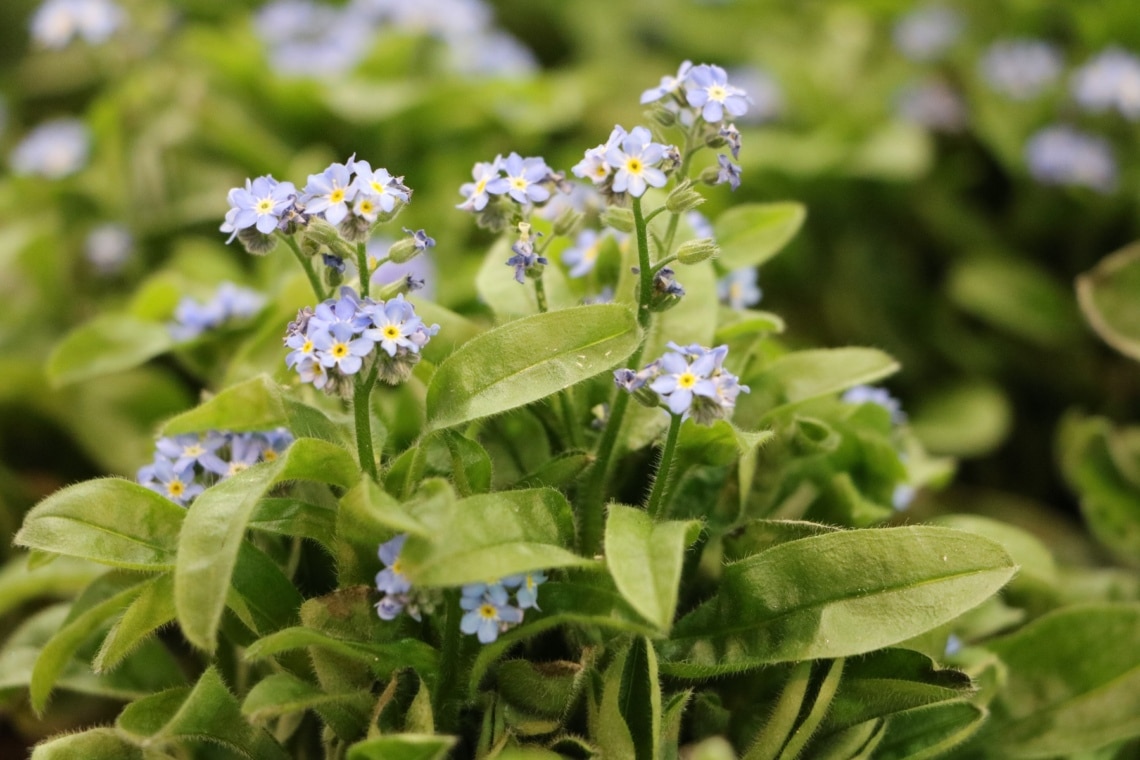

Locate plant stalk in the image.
[281,233,325,301]
[645,412,683,519]
[353,365,380,482]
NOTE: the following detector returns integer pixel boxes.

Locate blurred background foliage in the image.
[1,0,1139,749]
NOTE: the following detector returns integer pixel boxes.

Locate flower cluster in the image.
[169,282,266,342]
[1024,125,1116,192]
[460,573,546,644]
[638,62,750,188]
[457,152,566,230]
[137,429,294,507]
[892,4,962,62]
[284,287,438,395]
[572,125,679,201]
[505,223,547,284]
[374,534,547,645]
[1071,47,1140,120]
[9,118,89,179]
[30,0,125,49]
[615,342,749,425]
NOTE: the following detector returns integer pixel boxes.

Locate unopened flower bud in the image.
[677,238,719,265]
[552,207,585,238]
[601,206,635,233]
[666,180,706,214]
[647,104,677,128]
[388,228,435,263]
[237,228,276,255]
[374,275,423,300]
[304,218,342,248]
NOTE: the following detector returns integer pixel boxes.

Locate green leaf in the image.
[425,304,640,431]
[337,478,426,585]
[161,374,286,435]
[949,257,1081,347]
[604,505,700,632]
[0,554,104,618]
[495,659,582,719]
[660,526,1016,676]
[714,202,806,271]
[931,515,1058,592]
[94,573,176,673]
[475,236,577,319]
[31,728,142,760]
[175,438,357,651]
[743,660,813,760]
[47,315,176,387]
[31,573,148,713]
[249,497,337,550]
[229,541,305,637]
[676,420,774,469]
[776,658,845,760]
[909,381,1012,458]
[242,672,372,738]
[875,701,986,760]
[1078,242,1140,361]
[15,479,186,570]
[244,627,439,679]
[511,450,593,490]
[714,309,786,342]
[590,643,635,760]
[410,297,485,365]
[345,735,456,760]
[117,666,289,759]
[740,348,900,425]
[985,603,1140,757]
[399,488,589,586]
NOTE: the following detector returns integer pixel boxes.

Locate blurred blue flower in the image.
[979,39,1063,100]
[31,0,125,49]
[170,282,266,342]
[893,5,962,62]
[561,228,611,278]
[641,60,694,105]
[715,154,742,190]
[1025,125,1116,192]
[1071,47,1140,120]
[726,66,783,125]
[256,0,373,78]
[139,458,204,507]
[460,581,524,644]
[457,156,508,212]
[503,571,547,610]
[717,268,762,310]
[896,79,967,133]
[85,223,132,275]
[9,118,89,179]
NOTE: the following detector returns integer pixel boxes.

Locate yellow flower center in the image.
[383,325,401,340]
[301,339,313,353]
[708,84,728,102]
[370,181,386,194]
[729,283,743,303]
[479,603,498,620]
[511,177,528,190]
[183,444,204,457]
[332,342,349,359]
[329,188,345,204]
[256,198,274,214]
[678,371,697,389]
[474,178,487,194]
[359,199,375,214]
[229,462,250,476]
[594,165,608,178]
[584,244,600,262]
[167,480,185,498]
[625,158,643,175]
[392,559,403,574]
[263,450,278,462]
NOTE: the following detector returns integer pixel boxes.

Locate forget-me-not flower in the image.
[617,342,748,424]
[893,5,962,62]
[9,118,89,179]
[1024,125,1116,192]
[1071,47,1140,120]
[221,175,298,244]
[31,0,125,48]
[301,159,357,225]
[459,581,524,644]
[979,39,1063,100]
[85,223,132,275]
[605,126,672,198]
[685,64,751,123]
[718,268,762,310]
[457,157,509,211]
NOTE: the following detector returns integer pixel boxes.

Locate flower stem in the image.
[434,590,464,733]
[632,197,654,330]
[280,233,325,301]
[356,242,370,299]
[645,413,683,519]
[353,365,380,482]
[533,273,549,313]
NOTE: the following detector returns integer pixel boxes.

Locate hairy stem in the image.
[645,412,682,519]
[353,365,380,482]
[281,233,326,301]
[632,196,654,330]
[356,242,371,298]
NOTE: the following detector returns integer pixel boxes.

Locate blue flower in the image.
[892,484,917,511]
[505,235,548,284]
[726,66,783,125]
[572,127,624,185]
[314,322,375,375]
[501,152,553,205]
[1071,47,1140,121]
[896,79,967,133]
[301,159,357,225]
[892,5,962,62]
[375,534,412,595]
[460,581,524,644]
[169,283,266,342]
[9,118,89,179]
[220,175,298,243]
[502,571,547,610]
[155,433,228,475]
[1024,125,1116,192]
[654,267,685,298]
[650,344,722,417]
[561,228,612,278]
[31,0,125,48]
[363,294,425,357]
[139,458,204,507]
[718,268,762,310]
[979,39,1063,101]
[350,158,411,214]
[255,1,373,78]
[685,64,751,123]
[457,156,509,211]
[370,239,437,300]
[605,126,673,198]
[719,124,742,160]
[640,60,694,105]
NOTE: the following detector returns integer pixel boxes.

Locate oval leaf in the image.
[47,315,176,387]
[660,526,1015,676]
[714,202,806,271]
[605,505,700,632]
[15,479,186,570]
[162,374,287,435]
[399,489,590,587]
[1077,242,1140,361]
[425,304,640,431]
